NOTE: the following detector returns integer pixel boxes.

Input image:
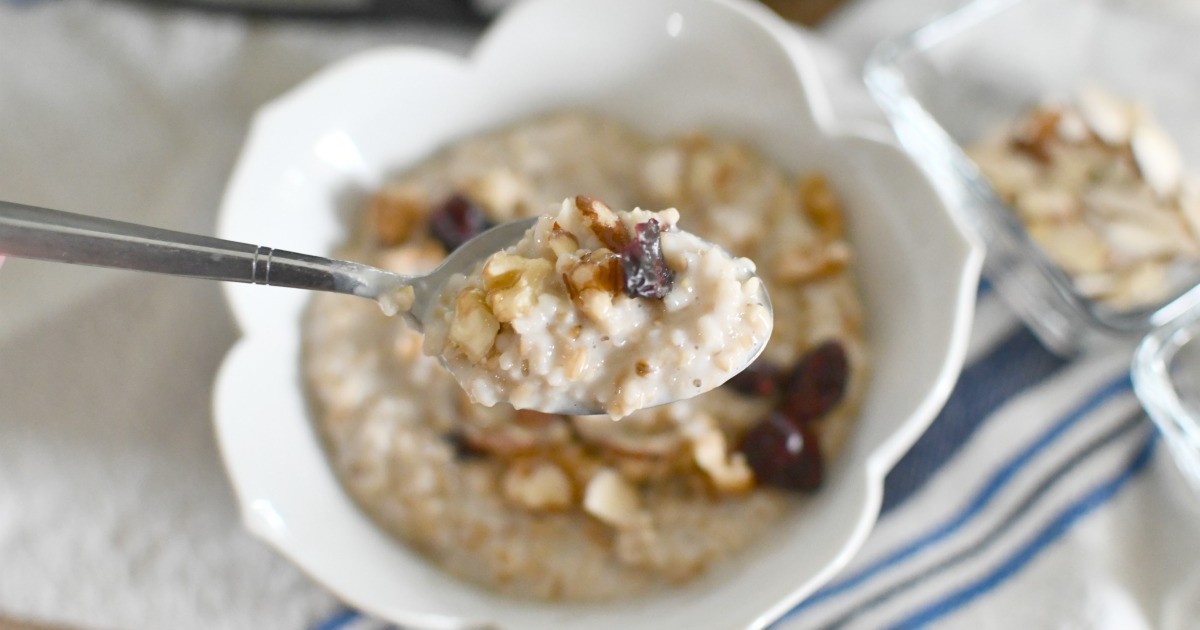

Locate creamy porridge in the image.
[425,196,772,418]
[969,85,1200,310]
[303,113,868,601]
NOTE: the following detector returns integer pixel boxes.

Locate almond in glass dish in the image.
[968,85,1200,311]
[301,112,869,601]
[423,195,772,419]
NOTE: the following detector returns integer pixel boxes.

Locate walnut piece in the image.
[575,195,630,251]
[502,459,574,511]
[448,288,500,362]
[583,468,643,528]
[482,253,554,323]
[368,183,427,246]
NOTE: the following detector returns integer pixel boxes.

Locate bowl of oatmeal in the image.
[213,0,981,627]
[867,0,1200,355]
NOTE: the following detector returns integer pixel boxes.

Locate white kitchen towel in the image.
[3,1,1200,630]
[0,2,473,629]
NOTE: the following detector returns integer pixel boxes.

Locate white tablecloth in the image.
[2,1,1199,629]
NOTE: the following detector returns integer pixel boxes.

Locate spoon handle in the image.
[0,200,400,300]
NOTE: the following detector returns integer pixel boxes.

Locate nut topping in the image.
[575,195,630,251]
[448,289,500,362]
[582,468,643,528]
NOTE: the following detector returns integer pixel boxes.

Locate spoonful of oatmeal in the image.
[0,196,772,417]
[423,196,773,418]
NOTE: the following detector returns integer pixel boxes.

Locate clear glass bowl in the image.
[865,0,1200,356]
[1133,306,1200,499]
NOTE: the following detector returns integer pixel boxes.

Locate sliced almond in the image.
[970,150,1040,200]
[1110,260,1170,309]
[1082,184,1159,220]
[1056,109,1091,143]
[1178,178,1200,242]
[1026,221,1108,275]
[1073,272,1118,299]
[1014,187,1079,221]
[1131,116,1184,199]
[1101,218,1192,263]
[1077,84,1133,146]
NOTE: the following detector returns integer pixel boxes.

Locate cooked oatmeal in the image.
[303,113,869,601]
[425,196,772,418]
[969,85,1200,310]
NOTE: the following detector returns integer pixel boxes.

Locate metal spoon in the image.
[0,200,771,415]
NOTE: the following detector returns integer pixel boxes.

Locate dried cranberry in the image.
[739,412,823,492]
[429,194,494,252]
[725,359,783,398]
[781,340,848,424]
[620,218,675,299]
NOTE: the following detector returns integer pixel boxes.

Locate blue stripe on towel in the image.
[882,326,1068,513]
[819,410,1148,629]
[887,431,1158,630]
[977,277,992,298]
[783,372,1131,619]
[311,609,359,630]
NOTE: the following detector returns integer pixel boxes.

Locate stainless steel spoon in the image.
[0,199,771,415]
[0,199,534,323]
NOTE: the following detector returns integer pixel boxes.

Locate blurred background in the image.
[6,1,1199,630]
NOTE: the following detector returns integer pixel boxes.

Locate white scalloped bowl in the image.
[213,0,982,627]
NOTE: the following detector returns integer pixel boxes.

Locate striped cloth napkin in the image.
[310,284,1200,630]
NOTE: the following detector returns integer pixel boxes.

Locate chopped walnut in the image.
[464,168,528,220]
[563,249,623,299]
[799,174,844,238]
[448,288,500,362]
[575,195,630,251]
[1011,107,1062,163]
[683,416,753,494]
[772,241,851,283]
[582,468,643,528]
[375,240,447,275]
[481,253,554,323]
[367,183,428,246]
[547,222,580,261]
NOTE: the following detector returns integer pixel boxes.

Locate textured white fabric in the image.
[0,3,471,628]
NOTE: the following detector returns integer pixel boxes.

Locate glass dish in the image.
[1133,305,1200,499]
[866,0,1200,356]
